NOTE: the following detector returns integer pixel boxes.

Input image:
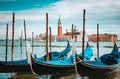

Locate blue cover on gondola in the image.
[34,54,74,65]
[77,42,93,61]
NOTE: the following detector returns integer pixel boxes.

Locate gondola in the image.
[76,43,119,77]
[0,41,71,73]
[30,42,93,75]
[31,55,75,75]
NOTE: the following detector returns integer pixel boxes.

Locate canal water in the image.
[0,40,120,79]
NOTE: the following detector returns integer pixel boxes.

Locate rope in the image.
[29,54,38,75]
[26,41,38,75]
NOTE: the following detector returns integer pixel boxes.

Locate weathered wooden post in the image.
[46,13,49,61]
[20,31,23,59]
[24,19,28,59]
[97,23,99,59]
[72,24,74,39]
[11,12,15,61]
[5,24,8,61]
[49,27,52,52]
[82,9,86,61]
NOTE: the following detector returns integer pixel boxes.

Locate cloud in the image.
[0,0,120,39]
[1,0,120,23]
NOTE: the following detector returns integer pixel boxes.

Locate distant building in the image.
[88,33,118,42]
[33,33,45,42]
[56,35,72,42]
[63,29,88,41]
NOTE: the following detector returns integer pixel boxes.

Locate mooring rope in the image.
[26,41,38,75]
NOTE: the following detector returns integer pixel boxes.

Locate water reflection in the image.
[3,69,120,79]
[0,62,120,78]
[81,69,120,79]
[0,67,119,79]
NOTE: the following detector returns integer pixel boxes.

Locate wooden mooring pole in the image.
[82,9,86,61]
[5,24,8,61]
[72,24,74,39]
[11,12,15,61]
[49,27,52,52]
[97,23,99,59]
[46,13,49,61]
[24,19,28,59]
[20,31,23,59]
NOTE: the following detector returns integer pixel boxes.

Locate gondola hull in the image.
[0,62,30,73]
[76,59,115,77]
[31,57,75,75]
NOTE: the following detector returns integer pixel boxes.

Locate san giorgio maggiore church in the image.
[54,16,88,42]
[35,16,117,42]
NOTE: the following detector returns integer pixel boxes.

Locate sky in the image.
[0,0,120,39]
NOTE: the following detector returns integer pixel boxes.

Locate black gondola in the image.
[31,56,75,75]
[76,43,119,78]
[0,41,71,73]
[76,57,115,77]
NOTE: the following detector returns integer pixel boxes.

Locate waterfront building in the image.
[88,33,118,42]
[63,29,88,41]
[56,35,72,42]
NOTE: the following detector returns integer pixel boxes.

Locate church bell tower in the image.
[58,15,62,36]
